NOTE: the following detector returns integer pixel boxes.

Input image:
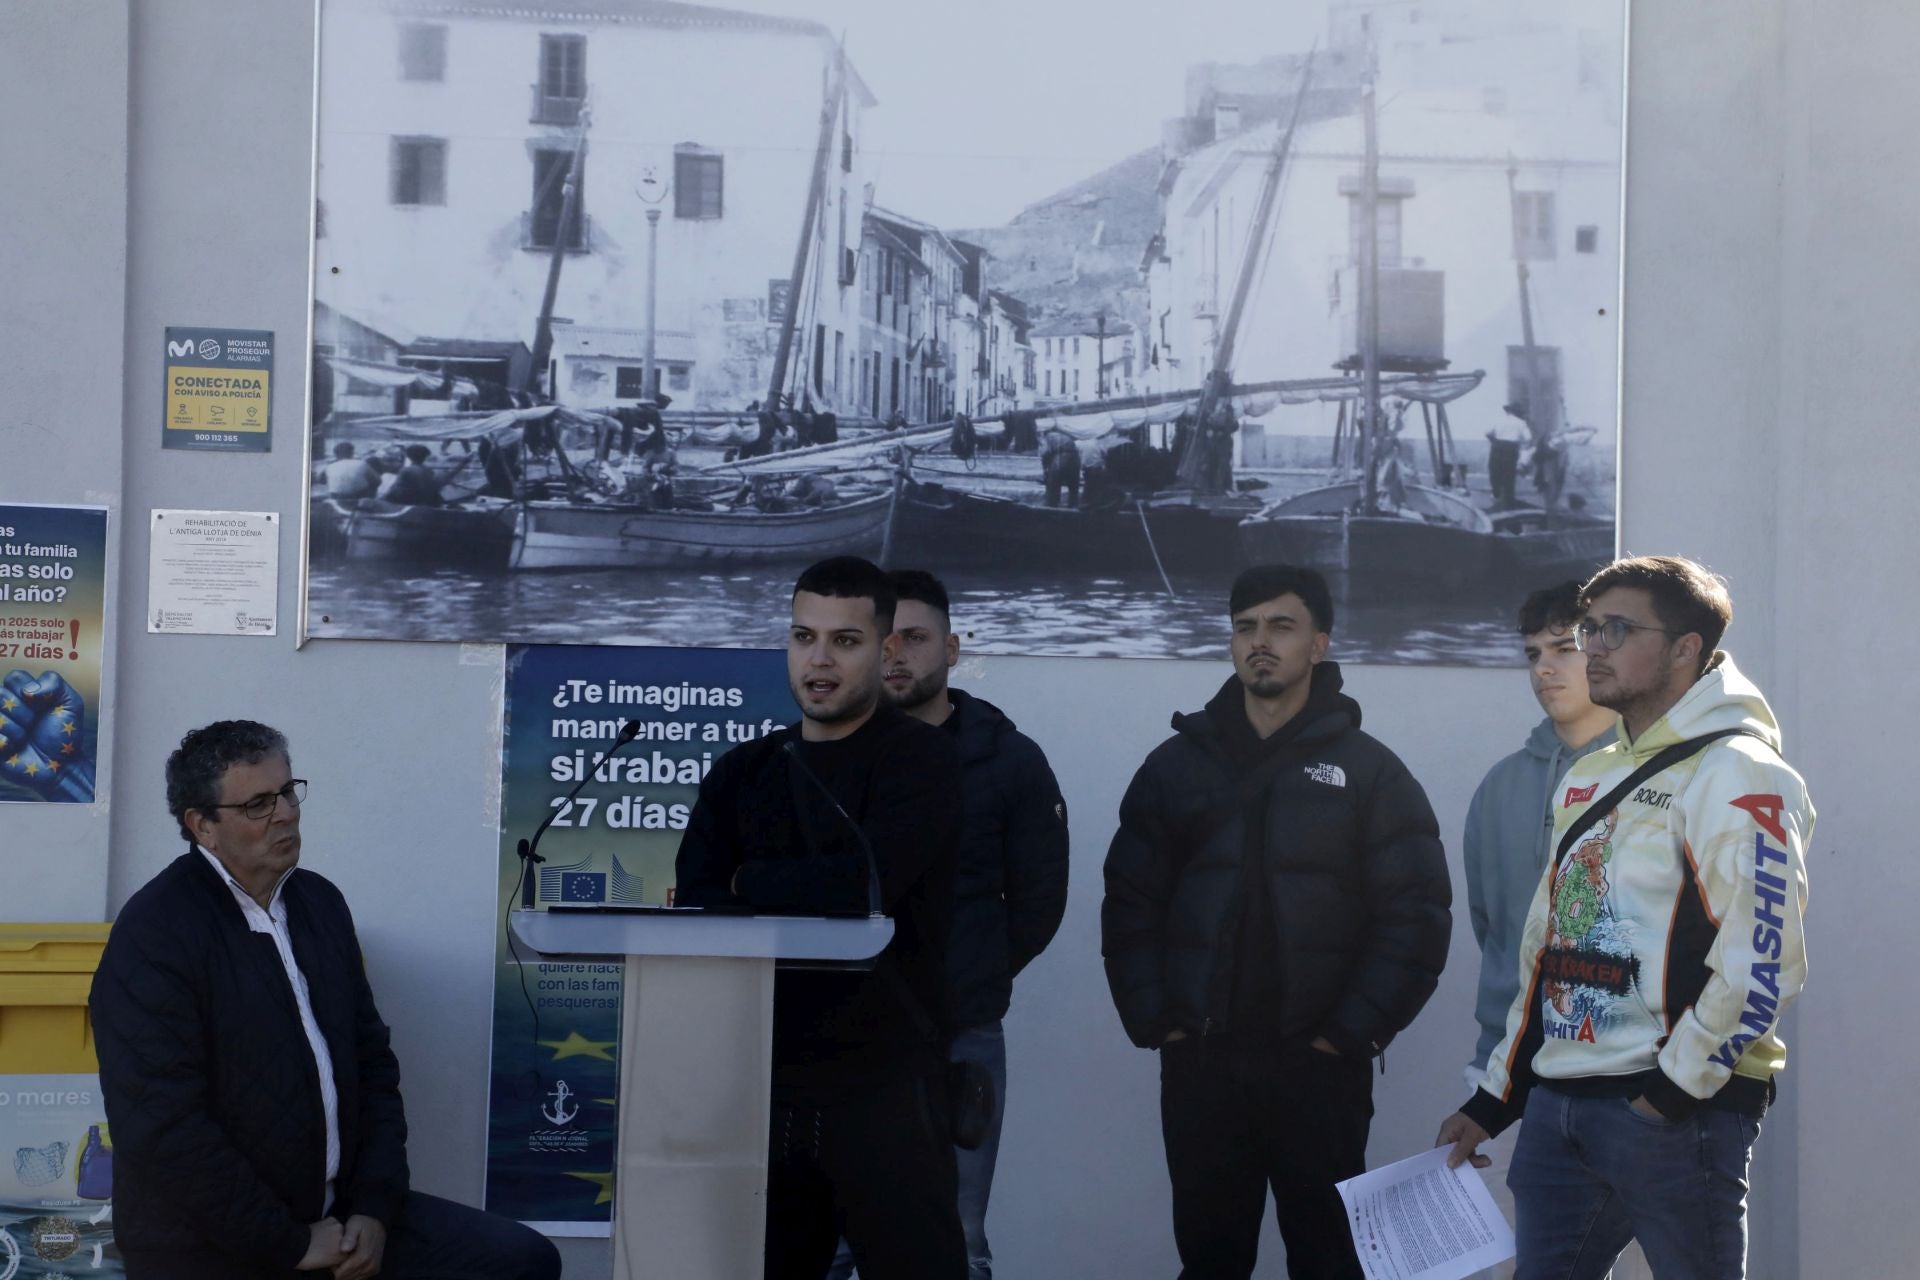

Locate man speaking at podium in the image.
[676,556,967,1280]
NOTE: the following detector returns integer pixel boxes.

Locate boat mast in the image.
[767,42,847,410]
[1358,77,1382,515]
[525,109,592,397]
[1178,47,1318,489]
[1507,161,1556,493]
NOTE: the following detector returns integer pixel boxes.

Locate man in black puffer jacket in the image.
[90,721,560,1280]
[1102,565,1451,1280]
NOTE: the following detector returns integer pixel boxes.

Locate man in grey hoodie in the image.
[1463,581,1622,1277]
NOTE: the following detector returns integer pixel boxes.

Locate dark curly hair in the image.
[165,720,289,845]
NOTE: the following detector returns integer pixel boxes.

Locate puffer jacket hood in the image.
[1174,660,1361,753]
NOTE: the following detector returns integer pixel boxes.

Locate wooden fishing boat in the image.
[315,496,518,567]
[1490,506,1615,583]
[508,490,895,571]
[892,481,1254,578]
[1239,480,1497,591]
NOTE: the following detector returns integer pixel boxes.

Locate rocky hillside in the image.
[952,146,1164,334]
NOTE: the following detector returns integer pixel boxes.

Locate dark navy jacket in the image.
[90,853,408,1273]
[944,689,1070,1029]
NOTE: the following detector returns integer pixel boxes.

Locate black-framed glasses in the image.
[1574,618,1680,653]
[205,779,307,821]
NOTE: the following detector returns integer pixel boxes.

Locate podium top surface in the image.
[508,908,894,962]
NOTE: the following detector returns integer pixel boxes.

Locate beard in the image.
[1243,674,1287,699]
[884,667,947,712]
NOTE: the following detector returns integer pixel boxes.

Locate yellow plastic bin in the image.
[0,923,111,1073]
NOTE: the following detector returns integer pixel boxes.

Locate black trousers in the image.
[1160,1039,1372,1280]
[1488,438,1521,506]
[764,1071,966,1280]
[120,1189,561,1280]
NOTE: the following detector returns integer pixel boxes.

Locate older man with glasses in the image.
[1435,556,1814,1280]
[90,720,561,1280]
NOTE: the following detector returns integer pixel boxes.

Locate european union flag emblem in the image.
[560,872,607,904]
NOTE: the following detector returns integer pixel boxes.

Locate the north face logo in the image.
[1564,783,1599,808]
[1304,763,1346,788]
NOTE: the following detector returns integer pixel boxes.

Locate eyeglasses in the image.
[1574,618,1681,653]
[205,779,307,822]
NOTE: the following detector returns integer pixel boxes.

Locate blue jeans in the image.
[824,1021,1008,1280]
[1508,1086,1762,1280]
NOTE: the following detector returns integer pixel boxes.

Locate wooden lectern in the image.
[509,908,893,1279]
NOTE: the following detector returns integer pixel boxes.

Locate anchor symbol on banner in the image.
[542,1080,579,1127]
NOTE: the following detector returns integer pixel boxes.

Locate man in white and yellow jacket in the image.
[1437,556,1812,1280]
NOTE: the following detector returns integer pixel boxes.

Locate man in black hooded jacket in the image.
[1102,564,1451,1280]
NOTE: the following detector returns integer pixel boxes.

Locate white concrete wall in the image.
[0,0,128,921]
[4,0,1917,1275]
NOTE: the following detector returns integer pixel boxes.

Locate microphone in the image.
[516,718,644,908]
[782,740,884,918]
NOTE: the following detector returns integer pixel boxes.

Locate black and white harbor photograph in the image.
[303,0,1626,664]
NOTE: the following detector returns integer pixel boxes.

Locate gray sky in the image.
[740,0,1326,228]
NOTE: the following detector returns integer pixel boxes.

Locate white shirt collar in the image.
[198,848,293,923]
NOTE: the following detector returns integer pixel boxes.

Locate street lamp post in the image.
[636,167,669,402]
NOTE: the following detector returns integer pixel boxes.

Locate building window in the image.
[529,148,585,249]
[674,148,723,220]
[1347,196,1404,268]
[1514,191,1556,260]
[535,34,586,124]
[614,364,690,398]
[1073,337,1081,356]
[399,23,446,81]
[1575,225,1599,254]
[842,125,853,173]
[390,137,446,206]
[1073,370,1081,394]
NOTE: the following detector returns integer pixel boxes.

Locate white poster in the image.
[146,510,279,636]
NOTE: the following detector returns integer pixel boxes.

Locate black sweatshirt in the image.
[674,703,962,1088]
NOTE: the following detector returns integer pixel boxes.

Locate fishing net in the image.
[14,1141,68,1186]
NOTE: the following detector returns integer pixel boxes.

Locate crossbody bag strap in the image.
[1552,728,1759,868]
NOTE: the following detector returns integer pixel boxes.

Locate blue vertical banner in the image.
[0,504,108,805]
[485,644,789,1232]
